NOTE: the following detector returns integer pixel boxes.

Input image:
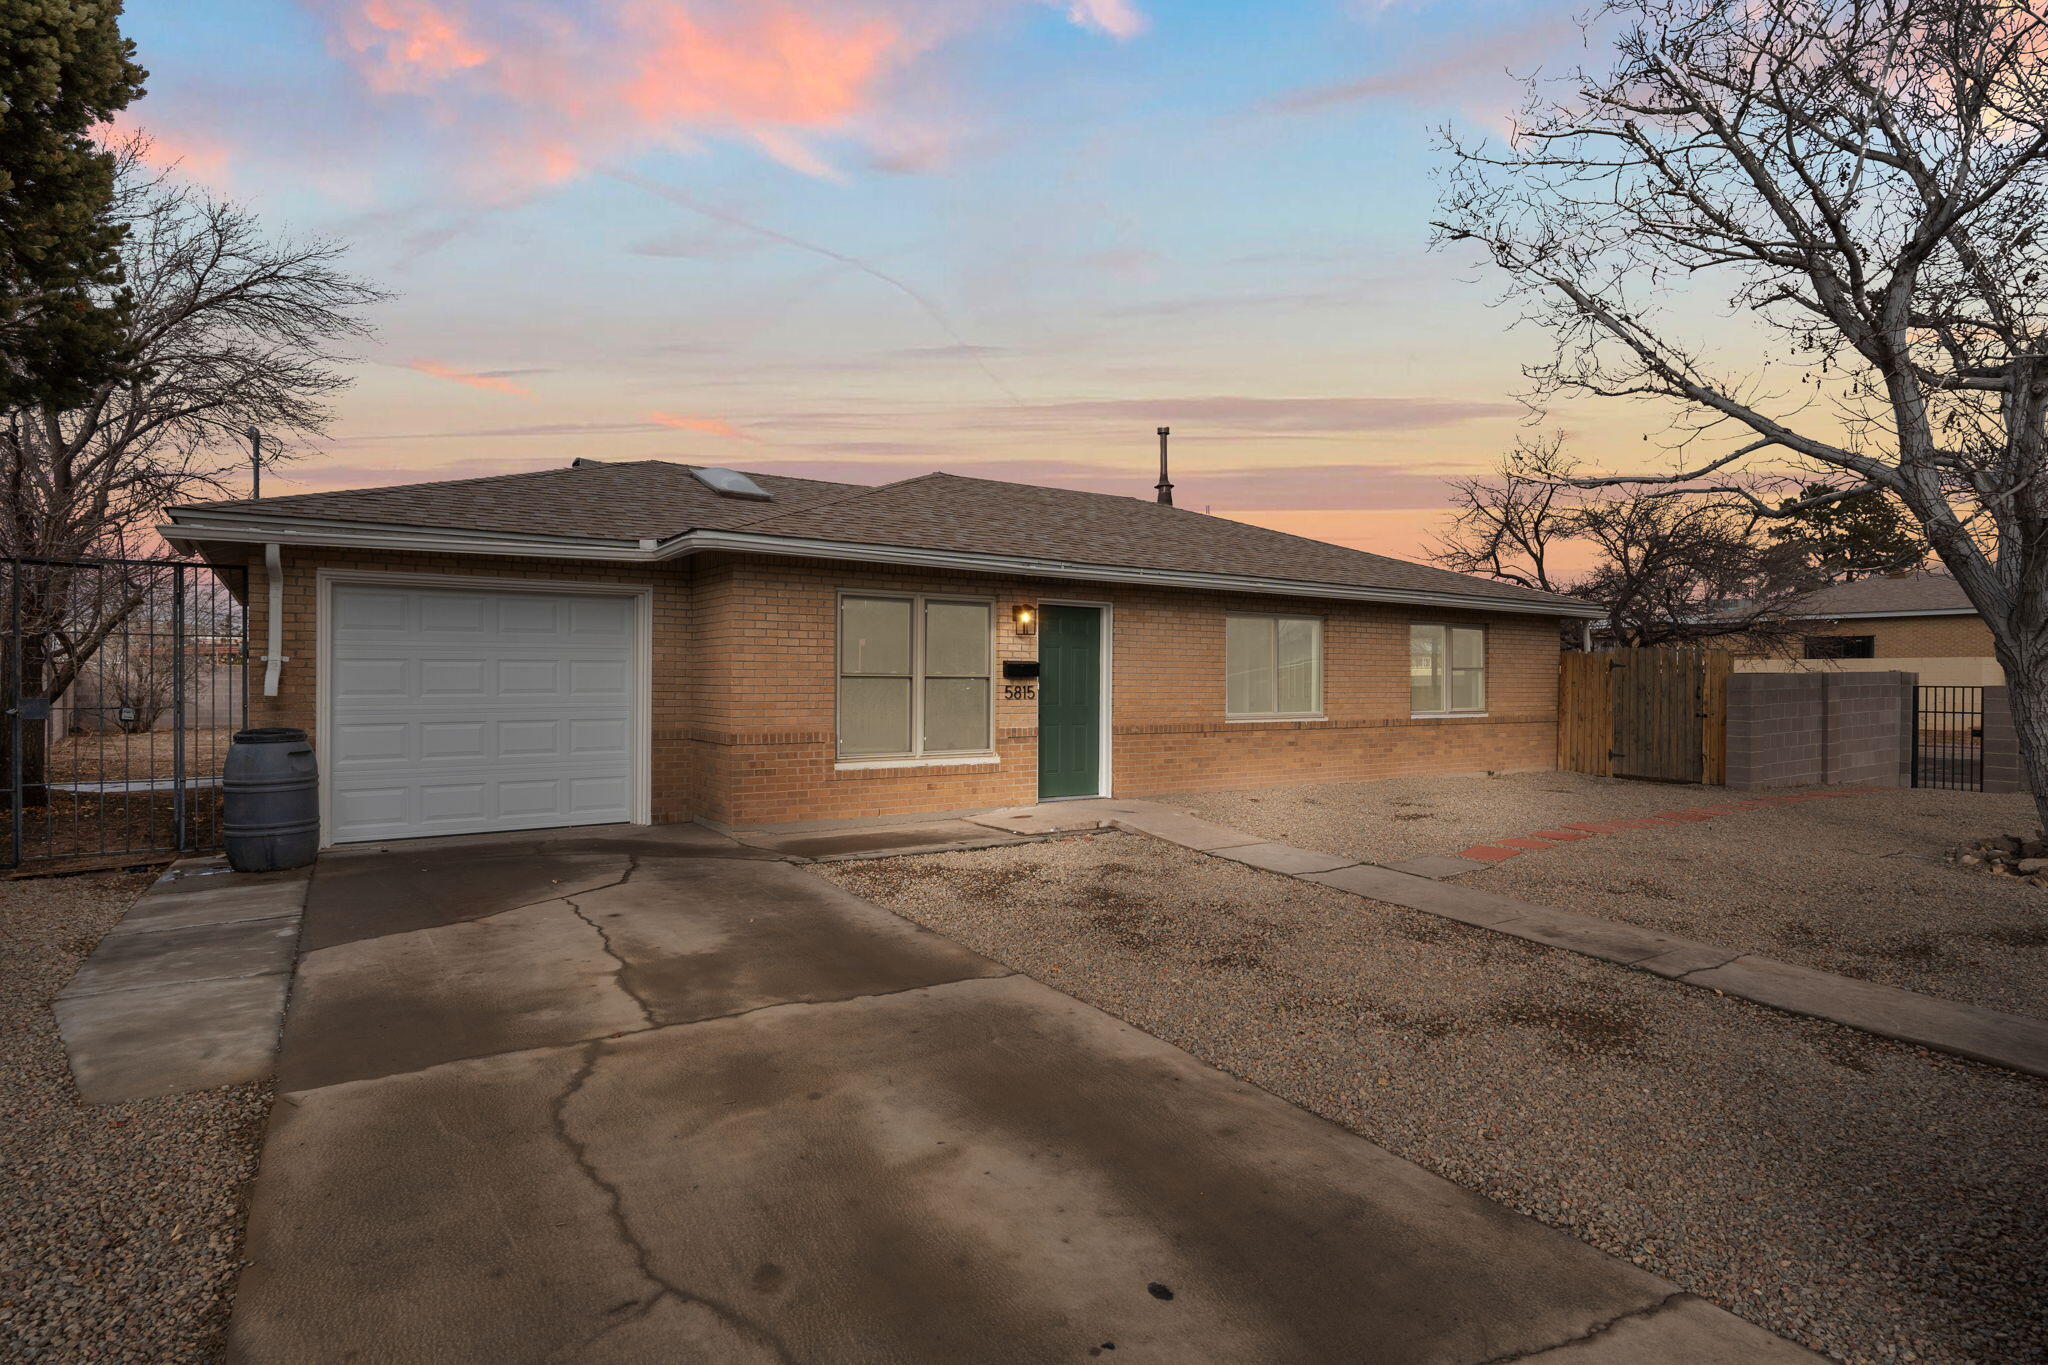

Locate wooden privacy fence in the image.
[1558,648,1731,785]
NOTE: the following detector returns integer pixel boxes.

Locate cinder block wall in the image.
[1981,687,2026,794]
[1725,671,1914,789]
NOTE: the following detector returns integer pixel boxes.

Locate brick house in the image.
[1737,571,2000,686]
[161,460,1597,844]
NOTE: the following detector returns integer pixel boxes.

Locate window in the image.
[1225,614,1323,717]
[1804,634,1874,659]
[837,595,993,759]
[1410,624,1486,714]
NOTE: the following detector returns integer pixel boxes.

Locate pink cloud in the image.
[405,359,533,396]
[1063,0,1146,39]
[311,0,1146,190]
[338,0,491,93]
[648,410,756,440]
[94,114,235,185]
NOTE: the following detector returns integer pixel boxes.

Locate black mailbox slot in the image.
[1002,660,1040,680]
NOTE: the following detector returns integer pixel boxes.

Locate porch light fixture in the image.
[1013,603,1038,636]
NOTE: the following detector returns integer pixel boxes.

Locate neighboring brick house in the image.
[1737,571,2000,685]
[161,460,1596,842]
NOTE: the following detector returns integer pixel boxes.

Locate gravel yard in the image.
[817,832,2048,1365]
[0,870,269,1362]
[1168,773,2048,1015]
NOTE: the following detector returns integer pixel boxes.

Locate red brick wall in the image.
[687,554,1561,827]
[236,544,1562,832]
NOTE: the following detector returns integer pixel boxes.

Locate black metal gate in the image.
[4,556,249,871]
[1911,685,1985,791]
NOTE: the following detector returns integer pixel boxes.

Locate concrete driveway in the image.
[230,824,1813,1364]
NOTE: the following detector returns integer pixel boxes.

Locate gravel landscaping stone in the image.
[816,833,2048,1365]
[1167,774,2048,1015]
[0,871,270,1362]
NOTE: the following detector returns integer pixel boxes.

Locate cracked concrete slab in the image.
[300,845,645,952]
[278,842,1010,1092]
[233,973,1812,1364]
[277,898,654,1092]
[1632,945,1742,980]
[1497,1292,1813,1362]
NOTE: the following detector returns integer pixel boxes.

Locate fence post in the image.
[1981,687,2024,794]
[172,564,189,851]
[7,565,20,869]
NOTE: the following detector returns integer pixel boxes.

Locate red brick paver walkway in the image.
[1453,790,1881,865]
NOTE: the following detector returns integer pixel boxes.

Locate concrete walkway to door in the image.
[229,823,1815,1363]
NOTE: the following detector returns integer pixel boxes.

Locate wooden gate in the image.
[1557,648,1729,785]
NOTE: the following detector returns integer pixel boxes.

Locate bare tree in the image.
[1432,436,1822,646]
[2,142,384,796]
[1436,0,2048,823]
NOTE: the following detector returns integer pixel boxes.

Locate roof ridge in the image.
[912,471,1566,601]
[173,458,676,514]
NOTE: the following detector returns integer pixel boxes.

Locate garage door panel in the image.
[570,598,633,635]
[418,720,487,760]
[328,583,637,844]
[332,722,410,763]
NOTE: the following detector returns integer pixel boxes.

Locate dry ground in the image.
[46,727,234,785]
[5,728,234,869]
[0,871,268,1361]
[1167,773,2047,1015]
[817,832,2048,1365]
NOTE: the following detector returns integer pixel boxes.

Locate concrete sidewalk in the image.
[56,856,309,1105]
[230,822,1812,1364]
[1029,798,2048,1079]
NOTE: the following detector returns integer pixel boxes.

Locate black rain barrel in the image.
[223,727,320,872]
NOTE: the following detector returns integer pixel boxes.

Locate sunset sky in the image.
[120,0,1645,560]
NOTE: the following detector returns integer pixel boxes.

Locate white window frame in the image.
[1409,621,1488,717]
[835,591,996,763]
[1224,611,1325,721]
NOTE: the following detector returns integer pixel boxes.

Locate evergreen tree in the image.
[1769,485,1927,580]
[0,0,147,410]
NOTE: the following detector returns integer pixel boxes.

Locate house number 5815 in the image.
[1002,684,1036,701]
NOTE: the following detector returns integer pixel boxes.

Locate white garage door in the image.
[326,582,638,843]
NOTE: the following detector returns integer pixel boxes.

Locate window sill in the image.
[1410,712,1490,720]
[1225,715,1327,724]
[834,754,999,771]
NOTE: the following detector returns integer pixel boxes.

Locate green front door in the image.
[1037,605,1102,799]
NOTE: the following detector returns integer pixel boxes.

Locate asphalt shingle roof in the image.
[175,459,1583,610]
[1787,572,1973,617]
[176,461,865,540]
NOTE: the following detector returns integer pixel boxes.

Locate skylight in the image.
[690,466,774,501]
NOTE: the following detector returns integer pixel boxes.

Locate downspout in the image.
[262,543,287,698]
